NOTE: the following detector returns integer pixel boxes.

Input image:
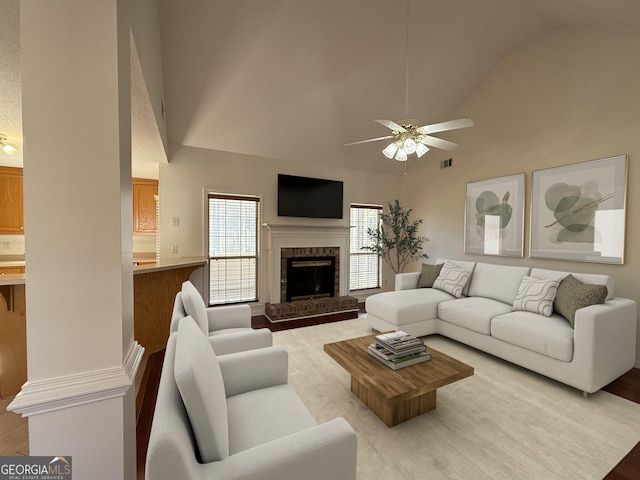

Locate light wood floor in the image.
[0,396,28,456]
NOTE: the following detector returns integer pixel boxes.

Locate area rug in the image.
[273,317,640,480]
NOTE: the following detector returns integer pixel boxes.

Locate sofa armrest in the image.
[207,328,273,356]
[198,418,358,480]
[572,297,637,393]
[395,272,421,291]
[206,304,252,331]
[218,345,289,397]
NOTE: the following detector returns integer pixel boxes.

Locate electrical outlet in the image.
[171,244,179,253]
[3,242,10,250]
[171,217,179,227]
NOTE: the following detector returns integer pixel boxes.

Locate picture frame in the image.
[530,155,627,264]
[464,173,525,257]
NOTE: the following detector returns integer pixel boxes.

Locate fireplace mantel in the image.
[263,224,351,304]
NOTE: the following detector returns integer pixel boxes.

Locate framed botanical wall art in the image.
[530,155,627,264]
[464,173,525,257]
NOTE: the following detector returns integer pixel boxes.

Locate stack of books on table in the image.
[368,331,431,370]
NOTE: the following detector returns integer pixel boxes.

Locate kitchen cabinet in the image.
[132,177,158,235]
[0,266,25,274]
[0,166,24,235]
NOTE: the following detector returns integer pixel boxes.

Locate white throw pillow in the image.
[181,281,209,334]
[433,262,472,298]
[512,276,561,317]
[174,316,229,463]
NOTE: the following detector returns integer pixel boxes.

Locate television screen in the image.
[278,174,344,219]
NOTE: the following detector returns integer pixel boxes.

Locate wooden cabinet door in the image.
[132,178,158,235]
[0,166,24,235]
[0,266,25,274]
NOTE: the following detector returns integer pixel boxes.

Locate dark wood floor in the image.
[136,310,640,480]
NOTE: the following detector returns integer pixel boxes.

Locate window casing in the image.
[207,193,260,305]
[350,204,382,291]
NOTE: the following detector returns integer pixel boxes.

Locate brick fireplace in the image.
[264,224,357,322]
[280,247,339,302]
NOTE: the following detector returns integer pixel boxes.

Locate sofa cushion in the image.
[181,281,209,334]
[512,276,561,317]
[530,268,614,301]
[418,263,443,288]
[366,288,454,326]
[490,311,574,362]
[468,263,531,305]
[554,274,608,327]
[174,316,229,463]
[438,297,513,335]
[433,262,472,298]
[227,384,317,455]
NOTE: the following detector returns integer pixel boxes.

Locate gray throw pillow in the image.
[418,263,444,288]
[554,274,608,327]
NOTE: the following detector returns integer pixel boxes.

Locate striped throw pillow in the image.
[513,276,561,317]
[432,262,472,298]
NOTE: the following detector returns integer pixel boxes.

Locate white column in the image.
[9,1,143,479]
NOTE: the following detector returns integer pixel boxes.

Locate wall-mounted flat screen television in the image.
[277,174,344,219]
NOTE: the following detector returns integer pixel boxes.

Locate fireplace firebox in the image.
[286,256,336,302]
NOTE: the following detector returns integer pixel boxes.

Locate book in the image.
[369,342,426,360]
[367,347,432,370]
[376,331,425,355]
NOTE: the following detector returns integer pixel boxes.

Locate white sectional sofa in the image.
[366,259,637,395]
[146,316,358,480]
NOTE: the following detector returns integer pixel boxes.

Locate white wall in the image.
[402,26,640,364]
[158,145,402,309]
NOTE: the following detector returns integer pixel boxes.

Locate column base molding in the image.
[8,341,144,417]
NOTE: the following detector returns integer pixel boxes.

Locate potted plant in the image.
[362,199,429,274]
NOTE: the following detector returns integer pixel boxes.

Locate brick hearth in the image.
[265,296,358,322]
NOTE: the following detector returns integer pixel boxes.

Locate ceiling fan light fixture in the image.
[395,148,408,162]
[382,142,399,159]
[415,143,429,157]
[403,138,417,155]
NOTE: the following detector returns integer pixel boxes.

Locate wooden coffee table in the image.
[324,333,474,427]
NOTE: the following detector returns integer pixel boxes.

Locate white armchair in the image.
[171,280,272,355]
[146,316,358,480]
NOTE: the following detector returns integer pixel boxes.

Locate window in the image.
[208,193,260,305]
[350,204,382,290]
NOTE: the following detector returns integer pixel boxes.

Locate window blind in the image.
[208,193,260,305]
[350,204,382,290]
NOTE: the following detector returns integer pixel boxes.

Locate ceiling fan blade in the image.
[418,118,474,135]
[419,135,459,151]
[375,119,407,132]
[344,135,394,146]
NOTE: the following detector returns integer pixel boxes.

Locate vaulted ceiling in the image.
[2,0,640,176]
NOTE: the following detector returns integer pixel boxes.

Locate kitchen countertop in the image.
[133,257,208,274]
[0,257,208,285]
[0,274,25,286]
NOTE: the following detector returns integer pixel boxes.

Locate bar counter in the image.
[0,257,207,398]
[133,257,208,354]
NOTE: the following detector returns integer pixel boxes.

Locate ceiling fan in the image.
[344,0,473,161]
[344,117,474,160]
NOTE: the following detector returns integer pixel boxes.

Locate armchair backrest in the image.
[145,333,202,480]
[169,292,187,333]
[180,281,210,334]
[174,316,229,462]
